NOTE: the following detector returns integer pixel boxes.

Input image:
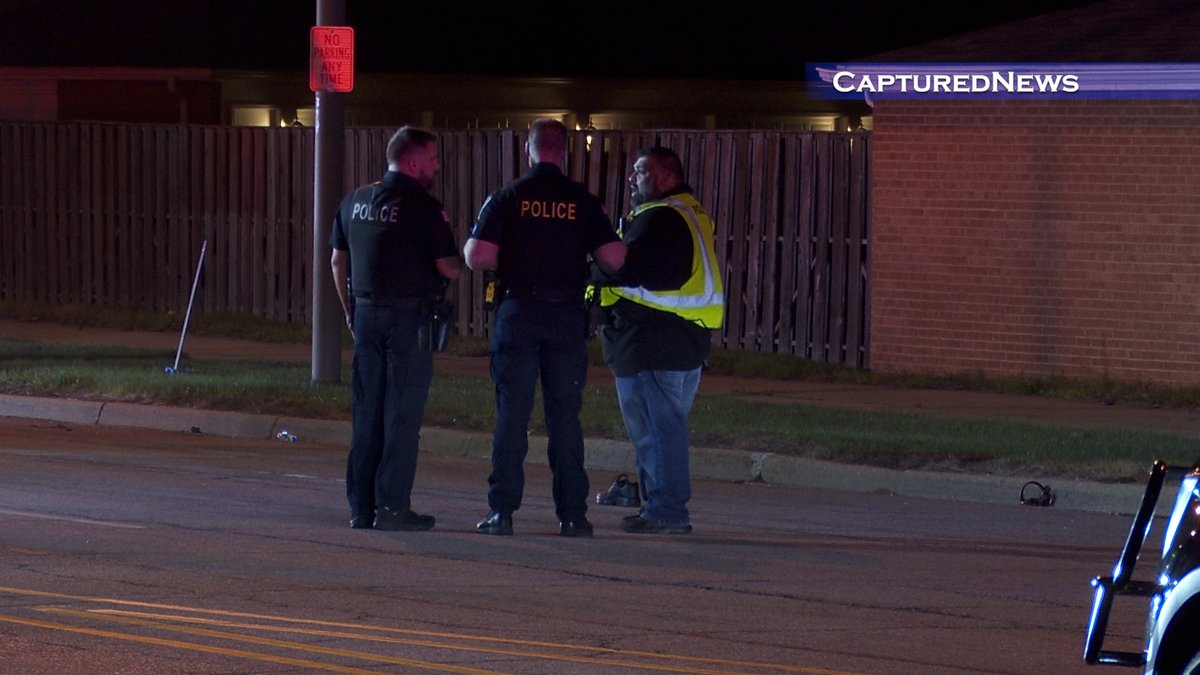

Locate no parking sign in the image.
[309,26,355,93]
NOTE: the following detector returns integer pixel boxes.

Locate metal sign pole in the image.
[311,0,347,384]
[165,239,208,375]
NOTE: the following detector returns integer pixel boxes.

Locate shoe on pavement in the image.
[596,474,641,507]
[350,514,374,529]
[477,511,513,536]
[559,518,594,538]
[374,506,435,531]
[619,515,691,535]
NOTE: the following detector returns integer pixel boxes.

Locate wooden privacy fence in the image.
[0,123,870,367]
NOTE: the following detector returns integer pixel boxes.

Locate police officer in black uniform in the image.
[330,126,462,531]
[464,119,626,537]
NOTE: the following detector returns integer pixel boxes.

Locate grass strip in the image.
[0,337,1195,483]
[8,301,1200,409]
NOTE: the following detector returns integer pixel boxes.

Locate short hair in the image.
[638,146,685,182]
[386,126,436,165]
[529,118,568,158]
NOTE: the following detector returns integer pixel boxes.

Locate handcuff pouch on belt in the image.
[416,298,455,352]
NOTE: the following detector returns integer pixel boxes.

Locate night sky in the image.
[1,0,1103,79]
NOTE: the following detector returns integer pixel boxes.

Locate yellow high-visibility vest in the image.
[600,192,724,329]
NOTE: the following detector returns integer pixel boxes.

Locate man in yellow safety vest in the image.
[592,146,724,534]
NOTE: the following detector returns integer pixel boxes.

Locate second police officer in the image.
[464,119,626,537]
[330,126,462,531]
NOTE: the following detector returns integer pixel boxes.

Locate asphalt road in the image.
[0,417,1143,674]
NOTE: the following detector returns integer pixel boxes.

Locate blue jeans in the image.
[487,298,589,521]
[346,304,433,521]
[614,367,701,526]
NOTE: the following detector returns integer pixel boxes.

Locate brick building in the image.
[864,0,1200,384]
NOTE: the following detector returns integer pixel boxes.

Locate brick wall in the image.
[870,100,1200,384]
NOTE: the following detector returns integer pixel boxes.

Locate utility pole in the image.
[311,0,346,383]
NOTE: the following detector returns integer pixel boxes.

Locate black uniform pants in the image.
[486,298,590,521]
[346,304,432,520]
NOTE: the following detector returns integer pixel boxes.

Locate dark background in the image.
[0,0,1102,78]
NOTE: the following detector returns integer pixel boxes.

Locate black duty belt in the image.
[505,287,581,304]
[354,295,424,310]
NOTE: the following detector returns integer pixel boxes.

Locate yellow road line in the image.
[0,507,145,529]
[0,612,389,675]
[86,608,856,675]
[0,585,860,675]
[69,607,789,675]
[36,607,501,675]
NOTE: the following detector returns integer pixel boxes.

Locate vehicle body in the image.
[1084,460,1200,674]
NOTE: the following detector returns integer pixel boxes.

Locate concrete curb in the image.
[0,394,1143,515]
[757,453,1147,514]
[0,394,104,426]
[100,401,279,439]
